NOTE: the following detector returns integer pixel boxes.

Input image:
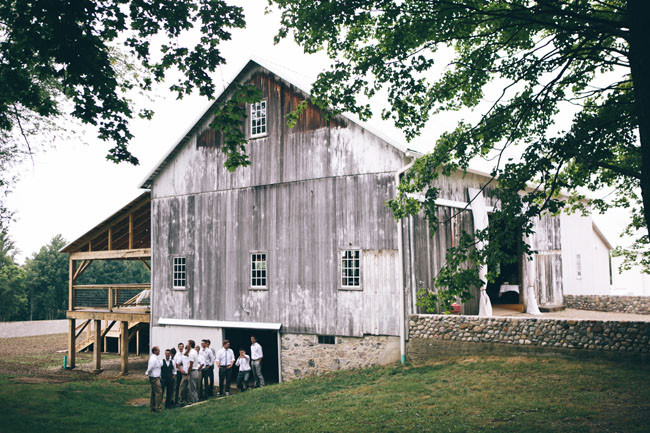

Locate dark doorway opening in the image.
[223,328,279,384]
[486,217,524,309]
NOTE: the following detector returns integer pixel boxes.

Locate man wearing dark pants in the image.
[206,339,216,396]
[250,335,265,388]
[160,349,176,409]
[216,340,234,396]
[145,346,162,412]
[173,342,184,404]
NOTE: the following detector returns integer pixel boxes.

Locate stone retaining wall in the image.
[408,314,650,359]
[280,333,400,381]
[564,295,650,315]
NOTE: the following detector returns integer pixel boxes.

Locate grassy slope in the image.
[0,355,648,433]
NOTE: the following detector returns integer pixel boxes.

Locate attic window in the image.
[251,100,267,137]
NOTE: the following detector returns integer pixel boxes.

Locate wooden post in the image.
[103,336,108,354]
[136,328,140,356]
[120,321,129,375]
[108,227,112,250]
[108,288,113,312]
[67,318,76,368]
[93,319,101,373]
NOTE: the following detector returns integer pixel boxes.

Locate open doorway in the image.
[486,217,524,312]
[223,328,279,385]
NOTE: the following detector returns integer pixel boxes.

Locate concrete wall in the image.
[280,333,400,381]
[408,314,649,358]
[560,213,611,296]
[565,295,650,315]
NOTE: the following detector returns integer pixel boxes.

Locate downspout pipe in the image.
[396,152,417,365]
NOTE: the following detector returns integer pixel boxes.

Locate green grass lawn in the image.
[0,355,648,433]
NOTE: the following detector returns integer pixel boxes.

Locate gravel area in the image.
[0,320,68,338]
[493,307,650,322]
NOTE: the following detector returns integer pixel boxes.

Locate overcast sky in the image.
[5,2,634,266]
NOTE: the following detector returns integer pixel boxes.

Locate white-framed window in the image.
[250,100,267,137]
[576,254,582,280]
[251,252,267,288]
[341,249,361,288]
[173,256,186,289]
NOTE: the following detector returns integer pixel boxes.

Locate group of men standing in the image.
[144,336,265,412]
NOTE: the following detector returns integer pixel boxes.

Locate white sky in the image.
[5,2,635,271]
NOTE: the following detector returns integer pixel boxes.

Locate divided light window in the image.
[173,257,186,289]
[251,253,267,288]
[250,100,267,137]
[341,249,360,288]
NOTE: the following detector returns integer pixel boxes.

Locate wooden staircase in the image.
[75,320,147,352]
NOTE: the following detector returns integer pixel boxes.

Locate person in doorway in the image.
[145,346,163,412]
[250,335,265,388]
[161,349,176,409]
[187,340,200,404]
[235,349,252,392]
[173,342,184,404]
[215,340,235,396]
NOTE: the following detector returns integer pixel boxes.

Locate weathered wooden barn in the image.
[63,59,611,379]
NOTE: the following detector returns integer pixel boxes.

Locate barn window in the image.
[173,257,186,289]
[317,335,336,345]
[251,252,267,288]
[341,249,361,288]
[576,254,582,280]
[250,100,267,137]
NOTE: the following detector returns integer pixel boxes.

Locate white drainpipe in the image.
[396,152,417,364]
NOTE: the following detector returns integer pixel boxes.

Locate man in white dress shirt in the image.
[186,340,200,404]
[250,336,265,388]
[200,339,215,398]
[206,339,216,397]
[145,346,162,412]
[216,340,235,396]
[173,342,184,405]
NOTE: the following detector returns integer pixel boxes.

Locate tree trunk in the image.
[628,0,650,234]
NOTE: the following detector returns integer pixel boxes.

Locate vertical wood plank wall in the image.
[151,67,409,338]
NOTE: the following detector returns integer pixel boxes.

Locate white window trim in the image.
[250,251,268,290]
[172,256,187,290]
[250,100,267,139]
[340,248,362,290]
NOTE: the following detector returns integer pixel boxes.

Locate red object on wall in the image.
[451,303,461,314]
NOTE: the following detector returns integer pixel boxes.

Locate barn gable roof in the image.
[139,57,411,189]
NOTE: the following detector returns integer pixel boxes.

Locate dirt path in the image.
[0,320,68,338]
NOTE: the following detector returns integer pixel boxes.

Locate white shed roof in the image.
[158,317,281,330]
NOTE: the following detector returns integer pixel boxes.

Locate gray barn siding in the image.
[152,172,401,337]
[152,69,409,200]
[523,214,564,307]
[402,207,478,316]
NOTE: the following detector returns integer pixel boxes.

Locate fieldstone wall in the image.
[280,333,400,381]
[565,295,650,315]
[408,314,650,358]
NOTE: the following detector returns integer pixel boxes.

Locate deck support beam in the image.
[67,318,76,369]
[120,321,129,375]
[93,319,102,373]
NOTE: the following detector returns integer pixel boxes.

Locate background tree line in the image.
[0,232,149,322]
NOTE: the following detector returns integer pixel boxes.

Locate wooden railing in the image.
[71,283,150,311]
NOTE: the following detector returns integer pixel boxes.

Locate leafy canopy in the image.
[273,0,648,310]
